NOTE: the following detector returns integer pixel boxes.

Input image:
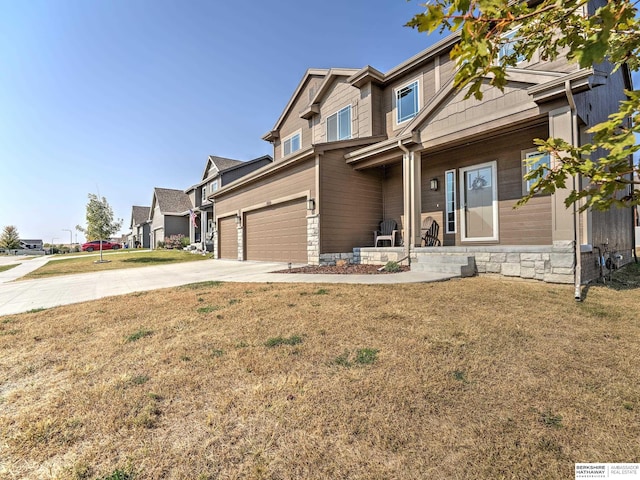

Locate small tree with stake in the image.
[0,225,21,251]
[76,193,123,263]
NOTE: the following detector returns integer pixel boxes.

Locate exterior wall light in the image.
[430,178,439,191]
[307,198,316,211]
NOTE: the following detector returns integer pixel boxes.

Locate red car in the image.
[81,240,120,252]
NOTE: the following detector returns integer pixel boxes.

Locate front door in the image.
[460,161,498,242]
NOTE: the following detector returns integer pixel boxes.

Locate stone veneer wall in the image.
[330,241,582,284]
[307,214,320,265]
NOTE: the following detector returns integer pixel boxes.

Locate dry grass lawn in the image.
[0,274,639,479]
[21,250,209,280]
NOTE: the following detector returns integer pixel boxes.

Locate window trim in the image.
[201,185,207,203]
[211,179,218,193]
[497,27,530,65]
[521,148,550,196]
[445,169,457,234]
[326,105,352,142]
[282,129,302,158]
[394,78,420,126]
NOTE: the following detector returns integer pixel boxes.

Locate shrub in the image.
[164,235,185,250]
[180,236,190,248]
[383,261,401,273]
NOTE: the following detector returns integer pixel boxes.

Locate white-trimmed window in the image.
[201,185,207,202]
[522,149,550,195]
[498,29,526,64]
[395,79,419,124]
[445,169,457,234]
[211,180,218,193]
[283,131,301,157]
[327,105,351,142]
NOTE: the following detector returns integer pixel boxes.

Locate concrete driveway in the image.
[0,255,454,316]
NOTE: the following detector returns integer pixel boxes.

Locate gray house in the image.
[129,206,150,248]
[185,154,272,249]
[148,188,193,248]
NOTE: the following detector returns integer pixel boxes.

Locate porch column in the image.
[189,215,195,244]
[403,152,411,256]
[410,151,422,247]
[548,106,575,242]
[201,210,208,249]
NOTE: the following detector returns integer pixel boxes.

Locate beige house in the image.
[212,27,634,286]
[148,188,193,248]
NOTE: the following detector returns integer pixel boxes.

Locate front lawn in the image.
[0,274,638,479]
[20,249,209,279]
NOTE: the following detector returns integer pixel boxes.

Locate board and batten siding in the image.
[319,149,383,253]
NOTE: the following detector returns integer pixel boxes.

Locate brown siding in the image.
[274,76,324,160]
[215,159,316,217]
[245,199,307,263]
[420,124,552,245]
[218,216,237,259]
[313,79,363,142]
[382,162,404,229]
[320,149,383,252]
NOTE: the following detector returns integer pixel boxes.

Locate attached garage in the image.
[244,198,307,263]
[218,216,238,259]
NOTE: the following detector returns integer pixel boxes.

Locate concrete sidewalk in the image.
[0,257,454,316]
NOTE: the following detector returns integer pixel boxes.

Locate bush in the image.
[383,261,401,273]
[156,241,165,249]
[164,234,185,249]
[180,236,190,248]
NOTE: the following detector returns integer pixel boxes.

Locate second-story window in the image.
[211,180,218,193]
[201,185,207,202]
[498,29,526,64]
[327,105,351,142]
[283,132,301,157]
[396,80,419,124]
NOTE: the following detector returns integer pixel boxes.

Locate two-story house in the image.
[211,23,634,285]
[185,154,272,250]
[148,188,193,248]
[128,205,151,248]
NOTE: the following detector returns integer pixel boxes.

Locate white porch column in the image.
[402,152,411,256]
[548,106,576,243]
[189,215,195,244]
[201,210,208,249]
[410,150,422,247]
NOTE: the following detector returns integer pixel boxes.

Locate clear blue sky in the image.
[0,0,438,244]
[0,1,637,244]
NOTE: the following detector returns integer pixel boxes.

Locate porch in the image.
[319,241,576,284]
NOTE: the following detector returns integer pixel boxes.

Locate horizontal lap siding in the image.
[421,124,552,245]
[382,163,404,233]
[320,149,383,252]
[218,216,237,259]
[245,199,307,263]
[215,160,316,216]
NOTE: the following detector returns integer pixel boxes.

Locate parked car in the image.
[81,240,120,252]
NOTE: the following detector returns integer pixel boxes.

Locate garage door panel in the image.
[245,199,307,263]
[218,216,238,259]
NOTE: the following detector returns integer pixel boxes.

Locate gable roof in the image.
[130,206,150,227]
[202,155,244,181]
[152,188,193,215]
[262,68,329,141]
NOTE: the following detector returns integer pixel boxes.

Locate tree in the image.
[407,0,639,211]
[76,194,123,262]
[0,225,21,250]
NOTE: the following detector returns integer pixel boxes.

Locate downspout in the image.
[398,140,411,262]
[565,80,582,301]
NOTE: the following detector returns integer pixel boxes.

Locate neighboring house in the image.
[129,205,151,248]
[19,239,43,250]
[185,154,272,250]
[212,7,634,285]
[148,188,193,248]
